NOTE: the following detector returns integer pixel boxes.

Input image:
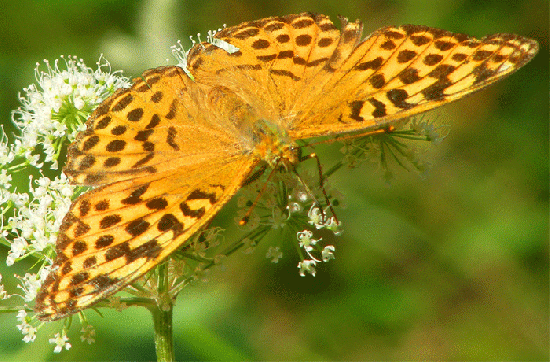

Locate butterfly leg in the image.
[296,152,338,224]
[306,126,396,147]
[242,163,268,187]
[239,166,278,226]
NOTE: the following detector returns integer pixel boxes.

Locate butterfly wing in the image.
[188,13,350,126]
[35,66,256,321]
[291,24,539,139]
[187,13,538,140]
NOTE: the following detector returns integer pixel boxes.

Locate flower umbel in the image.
[16,310,37,343]
[11,55,130,170]
[234,169,341,277]
[0,56,129,353]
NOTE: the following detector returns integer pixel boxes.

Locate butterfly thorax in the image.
[252,119,298,168]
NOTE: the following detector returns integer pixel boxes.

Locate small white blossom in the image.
[266,246,282,263]
[287,201,302,214]
[38,264,53,283]
[0,129,15,166]
[307,206,326,229]
[0,187,12,206]
[16,309,28,327]
[0,169,12,189]
[297,230,319,252]
[306,204,343,236]
[322,246,336,262]
[297,191,309,203]
[0,274,10,299]
[49,332,71,353]
[324,217,342,235]
[80,325,96,344]
[21,324,37,343]
[16,273,41,302]
[7,237,28,266]
[298,260,317,277]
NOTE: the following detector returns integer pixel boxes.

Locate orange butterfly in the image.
[35,13,538,321]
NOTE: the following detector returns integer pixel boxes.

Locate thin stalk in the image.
[150,263,174,362]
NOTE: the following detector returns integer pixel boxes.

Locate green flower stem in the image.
[150,263,174,362]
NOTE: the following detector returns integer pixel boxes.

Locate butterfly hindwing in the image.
[35,155,254,320]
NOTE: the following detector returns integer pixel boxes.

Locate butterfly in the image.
[34,12,538,320]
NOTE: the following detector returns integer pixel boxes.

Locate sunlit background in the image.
[0,0,547,360]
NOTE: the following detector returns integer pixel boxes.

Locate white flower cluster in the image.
[16,310,37,343]
[273,188,340,277]
[11,55,129,169]
[296,204,338,277]
[235,176,342,276]
[5,175,74,266]
[0,56,127,353]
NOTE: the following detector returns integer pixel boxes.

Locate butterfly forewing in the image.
[188,13,355,124]
[292,26,538,139]
[35,67,256,321]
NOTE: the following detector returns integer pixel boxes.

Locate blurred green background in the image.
[0,0,547,360]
